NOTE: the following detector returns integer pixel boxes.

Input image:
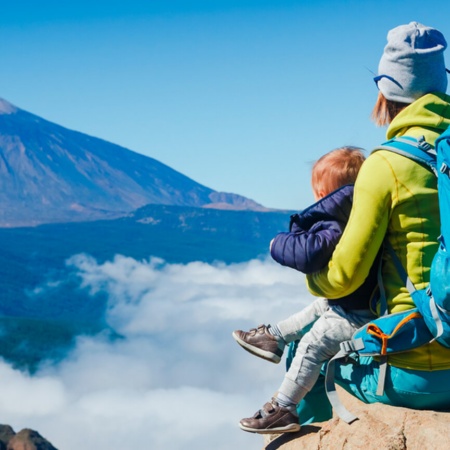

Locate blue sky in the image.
[1,0,450,210]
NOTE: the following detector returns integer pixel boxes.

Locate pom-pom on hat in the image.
[376,22,448,103]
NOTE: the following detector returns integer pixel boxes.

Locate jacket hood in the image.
[387,92,450,143]
[293,184,353,231]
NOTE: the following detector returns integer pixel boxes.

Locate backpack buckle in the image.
[417,136,432,151]
[440,163,450,177]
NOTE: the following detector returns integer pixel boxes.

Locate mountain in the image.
[0,98,266,227]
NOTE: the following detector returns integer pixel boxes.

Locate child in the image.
[233,146,378,434]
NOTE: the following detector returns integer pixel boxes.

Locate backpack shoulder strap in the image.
[373,135,437,176]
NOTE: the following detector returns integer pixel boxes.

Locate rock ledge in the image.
[263,388,450,450]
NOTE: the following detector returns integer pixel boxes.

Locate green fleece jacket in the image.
[306,92,450,370]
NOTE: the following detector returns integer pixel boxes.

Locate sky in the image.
[2,255,309,450]
[1,0,450,210]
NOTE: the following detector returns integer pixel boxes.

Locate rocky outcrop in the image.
[263,388,450,450]
[0,426,57,450]
[0,426,15,450]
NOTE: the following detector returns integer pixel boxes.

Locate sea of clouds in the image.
[0,254,312,449]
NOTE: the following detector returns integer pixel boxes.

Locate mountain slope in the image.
[0,98,264,226]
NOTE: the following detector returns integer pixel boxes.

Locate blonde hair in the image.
[311,147,366,198]
[371,91,410,126]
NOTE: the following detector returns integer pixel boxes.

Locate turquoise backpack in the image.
[325,128,450,424]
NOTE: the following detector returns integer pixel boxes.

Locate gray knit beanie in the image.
[376,22,448,103]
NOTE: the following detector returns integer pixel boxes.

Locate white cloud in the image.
[1,255,313,450]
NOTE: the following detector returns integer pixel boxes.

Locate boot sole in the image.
[232,331,281,364]
[239,422,301,434]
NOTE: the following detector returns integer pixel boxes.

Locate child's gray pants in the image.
[277,298,374,404]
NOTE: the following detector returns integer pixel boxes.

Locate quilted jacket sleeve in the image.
[270,219,344,274]
[270,185,353,274]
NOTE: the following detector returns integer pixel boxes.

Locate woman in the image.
[306,21,450,414]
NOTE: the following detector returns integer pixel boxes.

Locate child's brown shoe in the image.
[239,399,300,434]
[232,324,285,363]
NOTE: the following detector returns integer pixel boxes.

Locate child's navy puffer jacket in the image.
[270,184,377,310]
[271,184,353,274]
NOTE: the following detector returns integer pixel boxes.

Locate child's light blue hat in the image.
[376,22,448,103]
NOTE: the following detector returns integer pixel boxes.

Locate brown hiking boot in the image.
[239,399,300,434]
[232,324,285,363]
